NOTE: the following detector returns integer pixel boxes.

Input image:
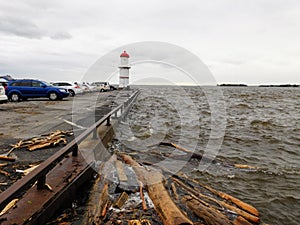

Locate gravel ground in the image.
[0,91,121,192]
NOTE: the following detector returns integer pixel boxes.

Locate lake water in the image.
[116,86,300,225]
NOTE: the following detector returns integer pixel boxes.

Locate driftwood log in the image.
[173,177,260,224]
[82,155,116,224]
[0,155,15,162]
[178,173,259,218]
[233,216,253,225]
[121,154,193,225]
[182,195,234,225]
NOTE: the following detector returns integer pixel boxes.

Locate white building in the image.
[118,51,131,89]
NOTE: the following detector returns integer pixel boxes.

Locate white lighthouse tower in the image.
[118,50,131,89]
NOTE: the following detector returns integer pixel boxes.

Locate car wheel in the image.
[100,89,104,92]
[69,90,75,96]
[10,93,21,102]
[49,92,58,100]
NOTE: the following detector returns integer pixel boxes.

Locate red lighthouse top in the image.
[120,51,129,58]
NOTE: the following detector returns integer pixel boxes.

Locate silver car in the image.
[52,81,83,96]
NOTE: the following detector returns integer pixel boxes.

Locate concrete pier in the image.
[0,90,139,224]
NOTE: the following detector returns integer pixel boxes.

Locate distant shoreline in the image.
[130,84,300,87]
[218,84,248,87]
[258,84,299,87]
[217,84,299,87]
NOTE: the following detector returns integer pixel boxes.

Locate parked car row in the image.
[52,81,117,94]
[0,75,117,103]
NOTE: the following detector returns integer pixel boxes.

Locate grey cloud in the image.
[0,0,299,84]
[0,16,44,39]
[0,16,72,40]
[50,31,72,40]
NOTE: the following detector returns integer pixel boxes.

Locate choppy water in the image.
[117,86,300,225]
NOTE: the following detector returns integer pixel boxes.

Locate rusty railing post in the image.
[72,144,78,156]
[37,175,46,190]
[106,116,111,126]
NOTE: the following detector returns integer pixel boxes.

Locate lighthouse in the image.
[118,50,131,89]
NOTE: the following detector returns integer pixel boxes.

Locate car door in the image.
[61,82,71,89]
[19,81,33,97]
[31,81,47,97]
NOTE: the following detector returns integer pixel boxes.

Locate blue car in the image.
[6,79,70,102]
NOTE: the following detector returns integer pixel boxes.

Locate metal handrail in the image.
[0,90,140,210]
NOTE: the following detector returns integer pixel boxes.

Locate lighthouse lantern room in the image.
[118,51,131,89]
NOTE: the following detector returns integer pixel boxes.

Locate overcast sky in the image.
[0,0,300,85]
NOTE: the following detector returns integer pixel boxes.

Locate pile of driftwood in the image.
[82,148,261,225]
[0,163,40,194]
[0,130,73,162]
[11,130,73,151]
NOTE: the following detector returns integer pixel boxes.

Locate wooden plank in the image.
[115,160,128,182]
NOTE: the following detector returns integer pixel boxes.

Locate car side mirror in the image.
[41,85,47,88]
